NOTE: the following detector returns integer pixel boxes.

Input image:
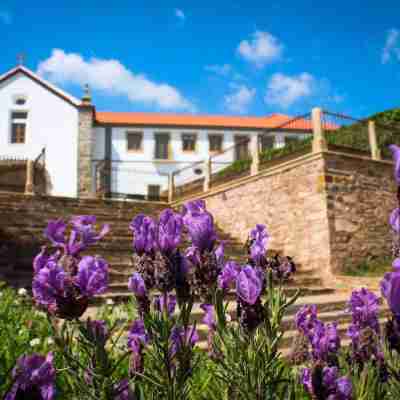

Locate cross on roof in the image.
[17,53,26,66]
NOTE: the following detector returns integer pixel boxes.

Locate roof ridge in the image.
[0,65,81,107]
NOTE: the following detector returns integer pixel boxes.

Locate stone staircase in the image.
[1,191,391,354]
[0,192,165,288]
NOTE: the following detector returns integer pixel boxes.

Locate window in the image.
[147,185,160,201]
[182,133,197,152]
[209,134,223,153]
[16,98,26,106]
[10,111,28,144]
[234,135,249,161]
[285,136,300,147]
[259,135,274,153]
[126,132,143,152]
[154,133,170,159]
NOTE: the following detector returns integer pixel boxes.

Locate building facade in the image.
[0,65,313,199]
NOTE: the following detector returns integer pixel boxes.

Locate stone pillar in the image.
[250,134,260,176]
[24,160,34,195]
[203,157,211,192]
[368,120,381,160]
[168,173,175,203]
[312,107,327,153]
[77,85,95,198]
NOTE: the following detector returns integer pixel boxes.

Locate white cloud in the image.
[205,64,232,76]
[37,49,194,111]
[224,84,256,114]
[237,31,283,68]
[265,73,314,109]
[0,10,11,25]
[382,28,400,63]
[175,9,185,20]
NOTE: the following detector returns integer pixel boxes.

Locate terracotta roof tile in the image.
[95,112,328,131]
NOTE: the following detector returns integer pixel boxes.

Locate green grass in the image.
[342,256,392,277]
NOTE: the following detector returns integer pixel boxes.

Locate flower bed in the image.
[2,146,400,399]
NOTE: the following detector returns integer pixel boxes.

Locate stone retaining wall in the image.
[324,152,396,274]
[174,151,396,282]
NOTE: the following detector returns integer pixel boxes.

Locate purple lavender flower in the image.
[249,224,269,266]
[75,256,108,297]
[32,264,66,306]
[301,365,352,400]
[310,321,341,362]
[33,247,61,274]
[69,216,109,255]
[381,269,400,318]
[44,219,66,247]
[5,352,56,400]
[390,208,400,233]
[128,273,147,297]
[169,325,199,358]
[347,288,380,335]
[44,216,109,256]
[347,288,382,364]
[295,305,319,338]
[393,258,400,270]
[129,214,157,255]
[389,144,400,184]
[181,200,207,221]
[236,265,263,305]
[128,273,150,316]
[114,379,136,400]
[201,304,216,331]
[128,320,149,352]
[158,209,183,254]
[218,261,240,291]
[184,211,217,253]
[153,294,177,316]
[128,319,149,374]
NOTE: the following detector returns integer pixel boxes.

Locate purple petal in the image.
[389,144,400,184]
[44,219,66,247]
[75,256,108,297]
[128,272,147,297]
[236,265,263,305]
[158,209,183,254]
[390,208,400,233]
[218,261,240,290]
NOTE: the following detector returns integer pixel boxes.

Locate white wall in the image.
[92,125,311,197]
[0,73,79,197]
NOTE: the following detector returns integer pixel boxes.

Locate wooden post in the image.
[25,160,34,195]
[250,134,260,176]
[203,157,211,192]
[368,120,381,160]
[312,107,327,153]
[168,173,175,203]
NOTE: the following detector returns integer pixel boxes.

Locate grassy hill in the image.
[324,107,400,158]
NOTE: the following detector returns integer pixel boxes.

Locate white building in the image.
[0,65,313,199]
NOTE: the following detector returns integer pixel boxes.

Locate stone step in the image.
[96,285,336,307]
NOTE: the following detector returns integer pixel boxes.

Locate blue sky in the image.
[1,0,400,118]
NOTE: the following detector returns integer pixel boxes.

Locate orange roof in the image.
[95,112,324,131]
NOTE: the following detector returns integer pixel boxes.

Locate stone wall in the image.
[0,162,26,192]
[78,105,95,197]
[323,152,396,273]
[174,151,397,282]
[193,153,333,281]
